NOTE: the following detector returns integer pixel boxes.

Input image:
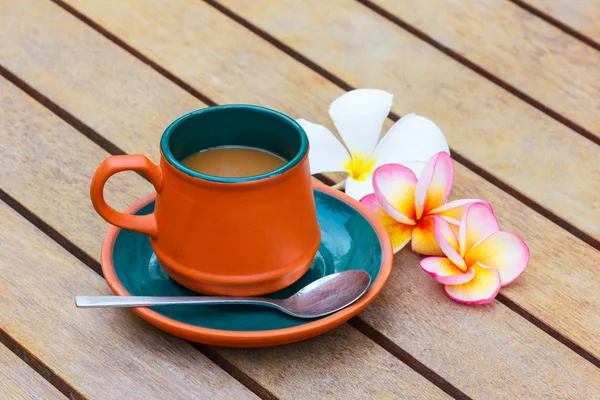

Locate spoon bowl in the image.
[76,270,371,319]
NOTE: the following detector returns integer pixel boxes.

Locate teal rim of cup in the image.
[160,104,309,183]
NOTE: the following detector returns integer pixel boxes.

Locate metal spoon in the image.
[76,270,371,319]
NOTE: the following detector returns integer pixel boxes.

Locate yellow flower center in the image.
[344,154,376,181]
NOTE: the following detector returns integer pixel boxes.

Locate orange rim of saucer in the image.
[101,180,393,347]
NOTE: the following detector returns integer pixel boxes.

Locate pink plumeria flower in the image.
[360,151,483,255]
[421,203,530,304]
[297,88,449,200]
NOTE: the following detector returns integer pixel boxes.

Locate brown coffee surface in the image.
[181,146,287,177]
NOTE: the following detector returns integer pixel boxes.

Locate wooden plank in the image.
[0,80,258,400]
[30,0,600,362]
[364,0,600,140]
[0,2,599,398]
[62,0,600,245]
[359,245,600,399]
[521,0,600,45]
[0,345,64,400]
[0,74,450,400]
[217,324,449,399]
[450,161,600,349]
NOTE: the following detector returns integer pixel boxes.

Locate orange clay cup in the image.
[90,105,321,296]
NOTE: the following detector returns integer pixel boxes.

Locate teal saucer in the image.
[101,182,393,347]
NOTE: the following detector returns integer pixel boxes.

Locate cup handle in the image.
[90,154,163,238]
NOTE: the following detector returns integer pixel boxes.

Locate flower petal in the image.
[459,202,500,256]
[411,216,444,256]
[372,164,417,224]
[433,216,466,270]
[360,194,413,253]
[444,263,501,304]
[296,118,351,174]
[420,257,475,285]
[415,152,454,219]
[328,89,393,158]
[345,176,376,201]
[429,199,487,225]
[370,113,450,167]
[374,159,426,180]
[465,231,530,286]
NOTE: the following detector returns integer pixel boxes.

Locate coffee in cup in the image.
[181,146,286,178]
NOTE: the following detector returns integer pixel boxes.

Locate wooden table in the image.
[1,1,599,398]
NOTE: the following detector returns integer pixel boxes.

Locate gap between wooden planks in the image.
[0,187,258,399]
[0,199,257,400]
[58,0,600,246]
[3,0,598,363]
[360,0,600,143]
[0,75,449,399]
[0,344,65,400]
[0,2,587,396]
[513,0,600,49]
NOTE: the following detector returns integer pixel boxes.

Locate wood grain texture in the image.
[0,345,65,400]
[217,324,450,399]
[36,0,600,361]
[360,246,600,398]
[0,79,258,400]
[0,1,599,397]
[209,0,600,240]
[367,0,600,139]
[0,51,449,400]
[522,0,600,44]
[0,2,201,164]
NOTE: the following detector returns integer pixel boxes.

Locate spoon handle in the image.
[76,295,278,308]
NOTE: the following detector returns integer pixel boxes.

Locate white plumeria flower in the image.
[297,89,450,200]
